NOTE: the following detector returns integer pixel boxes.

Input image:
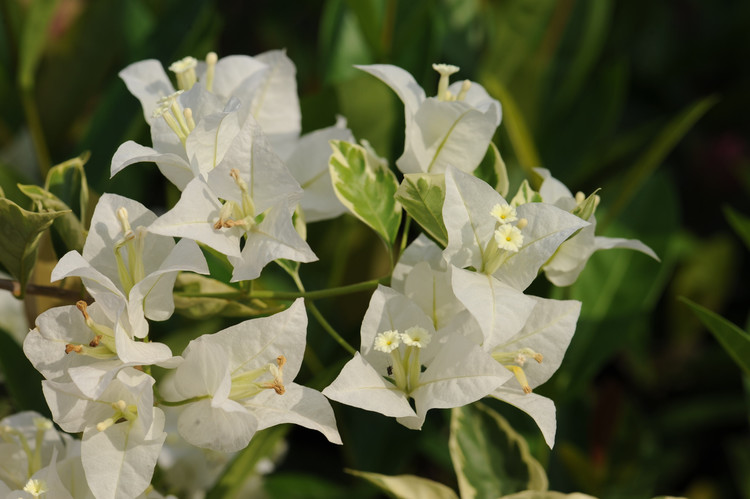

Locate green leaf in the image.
[346,469,459,499]
[206,426,289,499]
[724,205,750,251]
[395,173,448,247]
[17,0,61,88]
[571,189,601,221]
[0,328,49,415]
[680,297,750,375]
[342,0,385,59]
[264,472,349,499]
[602,95,718,229]
[474,142,510,197]
[18,184,86,254]
[329,140,402,244]
[45,151,91,223]
[450,402,548,499]
[0,197,67,297]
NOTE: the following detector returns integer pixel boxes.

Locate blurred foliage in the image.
[0,0,748,497]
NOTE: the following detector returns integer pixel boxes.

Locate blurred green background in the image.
[0,0,749,497]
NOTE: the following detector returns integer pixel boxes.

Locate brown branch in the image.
[0,278,88,302]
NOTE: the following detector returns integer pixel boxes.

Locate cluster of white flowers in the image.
[11,51,657,498]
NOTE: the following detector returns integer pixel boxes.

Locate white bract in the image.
[323,286,510,430]
[535,168,660,286]
[148,116,316,281]
[357,63,501,174]
[159,299,340,452]
[52,193,208,340]
[42,368,166,499]
[443,166,589,290]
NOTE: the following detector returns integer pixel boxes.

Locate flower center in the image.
[213,169,262,232]
[64,301,117,359]
[169,56,198,91]
[152,90,196,146]
[114,207,148,294]
[96,399,139,431]
[492,347,543,394]
[374,326,432,395]
[483,204,528,274]
[229,356,287,400]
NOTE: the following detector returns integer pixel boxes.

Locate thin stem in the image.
[399,215,412,256]
[288,269,357,356]
[157,394,210,407]
[175,277,385,301]
[0,278,86,301]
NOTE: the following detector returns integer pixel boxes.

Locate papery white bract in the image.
[323,286,510,430]
[159,299,340,452]
[149,115,316,281]
[357,64,501,174]
[535,168,660,286]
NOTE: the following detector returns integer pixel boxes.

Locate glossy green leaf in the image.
[474,142,509,197]
[395,173,448,247]
[346,469,459,499]
[724,205,750,251]
[0,197,67,297]
[0,328,49,415]
[450,402,548,499]
[329,140,402,244]
[680,297,750,375]
[206,426,289,499]
[18,184,86,254]
[17,0,60,88]
[45,151,91,223]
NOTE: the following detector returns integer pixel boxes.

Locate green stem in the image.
[175,277,385,301]
[399,215,412,256]
[157,394,210,407]
[288,269,357,356]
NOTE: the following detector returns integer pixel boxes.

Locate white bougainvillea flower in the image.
[159,299,340,452]
[42,368,166,499]
[149,116,316,281]
[52,193,208,339]
[442,166,589,291]
[485,296,581,448]
[323,286,510,430]
[23,301,175,399]
[534,168,660,286]
[0,412,75,492]
[357,63,501,174]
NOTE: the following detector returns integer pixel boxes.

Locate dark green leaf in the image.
[17,0,60,88]
[724,205,750,251]
[395,173,448,247]
[0,328,49,415]
[450,403,548,499]
[0,197,67,296]
[45,151,90,223]
[18,184,86,254]
[680,297,750,374]
[264,472,350,499]
[474,142,509,197]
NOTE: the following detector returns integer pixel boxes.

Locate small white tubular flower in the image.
[442,167,590,291]
[401,326,432,348]
[159,299,340,453]
[490,203,518,224]
[51,193,209,340]
[169,56,198,90]
[373,330,401,353]
[494,223,523,252]
[534,167,660,287]
[323,286,510,430]
[357,64,501,174]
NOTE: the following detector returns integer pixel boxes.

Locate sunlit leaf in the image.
[450,402,548,499]
[346,469,459,499]
[329,139,402,244]
[680,297,750,375]
[0,197,67,297]
[395,173,448,247]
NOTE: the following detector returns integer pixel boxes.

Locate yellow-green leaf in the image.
[450,403,548,499]
[395,173,448,247]
[329,140,401,244]
[346,469,459,499]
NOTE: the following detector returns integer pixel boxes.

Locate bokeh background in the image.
[0,1,748,497]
